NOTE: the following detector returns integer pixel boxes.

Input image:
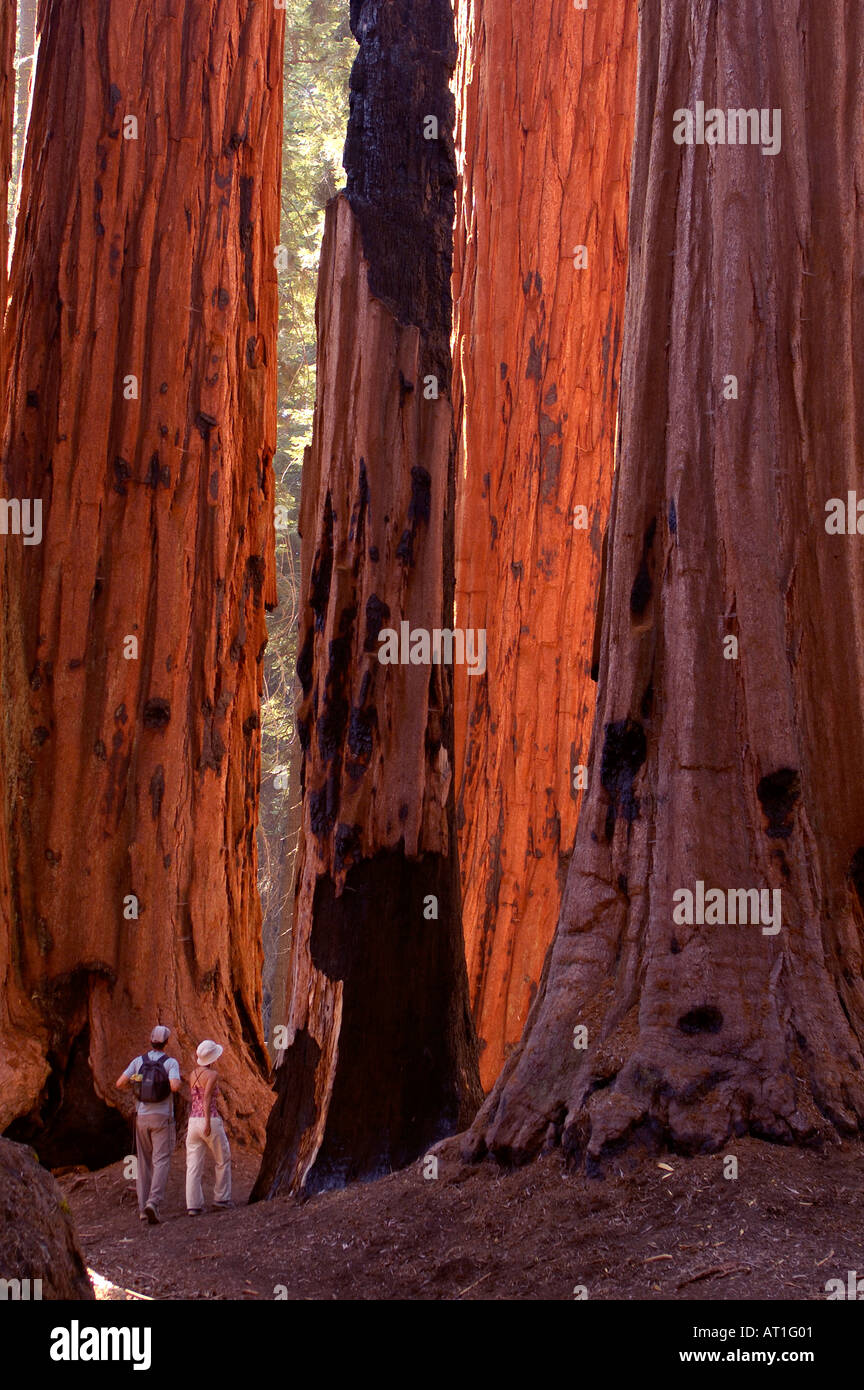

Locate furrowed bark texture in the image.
[452,0,637,1088]
[0,0,283,1157]
[464,0,864,1165]
[254,0,481,1200]
[0,0,41,1129]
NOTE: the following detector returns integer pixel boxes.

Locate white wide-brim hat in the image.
[196,1040,223,1066]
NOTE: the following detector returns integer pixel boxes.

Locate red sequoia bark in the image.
[464,0,864,1165]
[0,0,41,1131]
[452,0,637,1087]
[0,0,283,1159]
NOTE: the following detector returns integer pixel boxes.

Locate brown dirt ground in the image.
[56,1135,864,1301]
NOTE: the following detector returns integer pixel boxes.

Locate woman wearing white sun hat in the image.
[185,1040,232,1216]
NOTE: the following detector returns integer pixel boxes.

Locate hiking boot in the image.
[213,1201,234,1211]
[144,1203,160,1225]
[138,1211,148,1222]
[187,1208,203,1217]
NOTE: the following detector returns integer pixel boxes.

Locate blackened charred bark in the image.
[267,850,471,1195]
[344,0,456,386]
[253,0,480,1200]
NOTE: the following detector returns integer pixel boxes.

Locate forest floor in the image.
[57,1135,864,1301]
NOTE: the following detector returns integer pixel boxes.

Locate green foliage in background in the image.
[260,0,353,1029]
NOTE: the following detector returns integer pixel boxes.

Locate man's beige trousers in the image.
[135,1113,175,1214]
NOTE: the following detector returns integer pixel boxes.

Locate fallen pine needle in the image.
[677,1264,751,1290]
[456,1270,493,1299]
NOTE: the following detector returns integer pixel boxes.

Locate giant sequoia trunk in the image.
[463,0,864,1165]
[0,0,283,1158]
[0,0,41,1130]
[452,0,637,1089]
[253,0,481,1200]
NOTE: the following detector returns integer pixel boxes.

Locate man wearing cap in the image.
[116,1025,182,1224]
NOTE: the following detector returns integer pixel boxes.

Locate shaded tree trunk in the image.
[0,0,283,1158]
[452,0,637,1090]
[463,0,864,1166]
[253,0,481,1200]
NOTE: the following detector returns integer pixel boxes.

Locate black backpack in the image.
[139,1052,171,1103]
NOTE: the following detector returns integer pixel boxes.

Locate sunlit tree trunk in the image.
[0,0,43,1132]
[452,0,638,1089]
[0,0,283,1159]
[464,0,864,1165]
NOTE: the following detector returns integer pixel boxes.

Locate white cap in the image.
[150,1025,171,1045]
